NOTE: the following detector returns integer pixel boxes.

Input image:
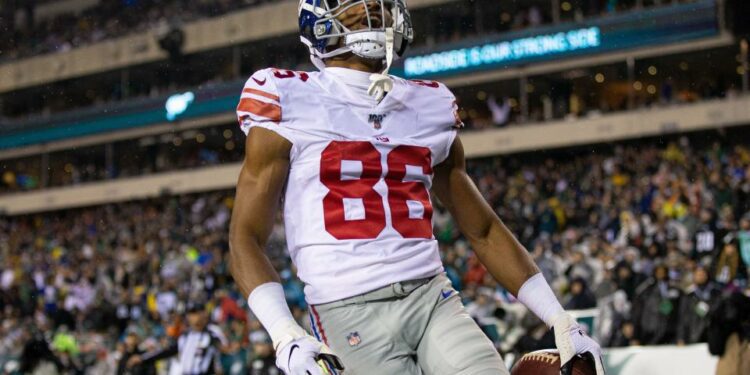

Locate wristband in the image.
[247,282,306,349]
[516,273,565,327]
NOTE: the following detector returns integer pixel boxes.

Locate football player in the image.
[229,1,605,374]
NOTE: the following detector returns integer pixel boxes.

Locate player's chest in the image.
[285,91,454,174]
[287,97,447,158]
[290,136,435,189]
[317,98,421,140]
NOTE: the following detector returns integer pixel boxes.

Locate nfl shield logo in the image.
[347,332,361,347]
[368,114,387,130]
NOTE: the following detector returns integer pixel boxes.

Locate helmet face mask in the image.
[299,0,413,65]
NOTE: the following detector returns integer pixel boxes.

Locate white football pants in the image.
[308,273,509,375]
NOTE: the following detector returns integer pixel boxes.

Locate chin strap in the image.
[367,27,395,102]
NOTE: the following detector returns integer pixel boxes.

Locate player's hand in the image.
[552,313,605,375]
[276,335,345,375]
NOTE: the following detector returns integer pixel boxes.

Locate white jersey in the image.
[236,67,462,304]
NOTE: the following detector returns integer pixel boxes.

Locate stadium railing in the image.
[603,343,716,374]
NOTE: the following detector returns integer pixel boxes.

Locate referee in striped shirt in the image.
[127,303,228,375]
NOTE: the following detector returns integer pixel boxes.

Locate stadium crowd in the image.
[0,0,724,147]
[1,129,750,373]
[0,0,612,122]
[0,0,275,62]
[1,63,741,195]
[0,125,246,194]
[0,0,699,63]
[419,0,700,45]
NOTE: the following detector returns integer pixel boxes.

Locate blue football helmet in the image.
[298,0,413,66]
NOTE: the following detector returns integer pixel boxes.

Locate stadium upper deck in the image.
[0,0,709,64]
[0,0,748,206]
[0,0,738,120]
[0,0,275,62]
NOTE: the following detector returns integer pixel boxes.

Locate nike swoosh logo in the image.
[252,77,267,86]
[288,344,299,370]
[441,290,453,299]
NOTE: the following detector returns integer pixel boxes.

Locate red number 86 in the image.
[320,141,433,240]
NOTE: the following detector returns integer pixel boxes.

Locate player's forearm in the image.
[467,218,540,296]
[228,154,289,297]
[471,219,567,327]
[434,138,564,326]
[228,233,280,298]
[434,140,539,295]
[228,234,306,349]
[228,215,306,350]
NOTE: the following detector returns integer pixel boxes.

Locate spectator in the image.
[486,96,511,127]
[599,290,631,346]
[442,248,464,292]
[564,277,597,310]
[19,333,62,375]
[465,287,502,344]
[51,325,80,372]
[677,267,720,345]
[463,254,487,288]
[739,216,750,271]
[116,330,156,375]
[631,265,681,345]
[219,318,249,373]
[714,237,748,286]
[609,320,638,348]
[694,209,718,261]
[708,291,750,375]
[613,261,642,300]
[248,331,279,375]
[564,251,596,288]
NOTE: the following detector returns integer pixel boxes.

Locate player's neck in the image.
[325,54,383,74]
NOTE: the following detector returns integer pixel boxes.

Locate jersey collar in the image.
[320,67,405,111]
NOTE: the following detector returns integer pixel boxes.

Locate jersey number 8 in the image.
[320,141,433,240]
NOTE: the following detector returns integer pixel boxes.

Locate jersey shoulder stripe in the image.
[237,68,284,129]
[237,97,282,123]
[243,87,280,102]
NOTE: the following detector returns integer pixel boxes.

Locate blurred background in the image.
[0,0,749,374]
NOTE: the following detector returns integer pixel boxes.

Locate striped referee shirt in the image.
[141,324,228,375]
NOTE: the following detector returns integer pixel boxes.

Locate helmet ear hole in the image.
[299,12,318,43]
[325,36,341,51]
[394,35,408,57]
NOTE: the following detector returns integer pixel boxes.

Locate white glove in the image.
[274,322,344,375]
[552,313,605,375]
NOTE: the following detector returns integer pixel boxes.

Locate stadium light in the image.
[165,92,195,121]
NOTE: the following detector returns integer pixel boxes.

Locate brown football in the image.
[511,349,595,375]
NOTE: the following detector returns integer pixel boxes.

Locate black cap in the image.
[186,302,206,313]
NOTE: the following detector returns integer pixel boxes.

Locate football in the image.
[511,350,596,375]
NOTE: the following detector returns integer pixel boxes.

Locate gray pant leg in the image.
[416,275,509,375]
[311,302,422,375]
